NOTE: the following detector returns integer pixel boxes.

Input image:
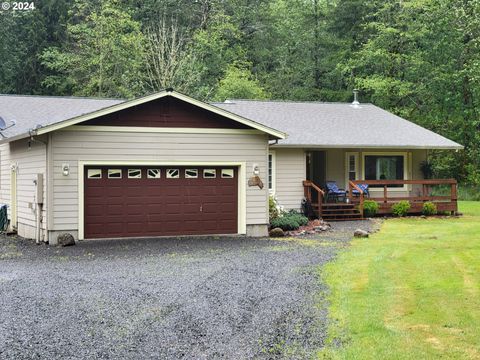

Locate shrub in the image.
[269,195,284,221]
[270,210,308,231]
[363,200,379,217]
[422,201,437,216]
[391,200,411,217]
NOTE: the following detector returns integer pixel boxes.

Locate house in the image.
[0,90,462,244]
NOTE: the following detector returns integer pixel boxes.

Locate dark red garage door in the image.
[84,166,238,239]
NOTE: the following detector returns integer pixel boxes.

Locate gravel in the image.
[0,220,374,359]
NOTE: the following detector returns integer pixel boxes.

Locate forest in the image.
[0,0,479,185]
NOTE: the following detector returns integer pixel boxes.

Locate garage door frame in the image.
[78,160,247,240]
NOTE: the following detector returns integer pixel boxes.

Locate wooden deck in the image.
[303,179,458,220]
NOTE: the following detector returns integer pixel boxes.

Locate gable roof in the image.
[0,90,286,143]
[213,100,463,149]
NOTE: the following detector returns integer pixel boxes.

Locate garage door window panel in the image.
[87,169,102,179]
[167,169,180,178]
[147,169,161,178]
[185,169,198,178]
[203,169,216,178]
[108,169,122,179]
[221,169,234,178]
[128,169,142,178]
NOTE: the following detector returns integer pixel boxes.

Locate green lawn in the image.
[319,201,480,359]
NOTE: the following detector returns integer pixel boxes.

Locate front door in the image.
[306,151,326,202]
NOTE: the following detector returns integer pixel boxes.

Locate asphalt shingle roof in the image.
[0,95,124,139]
[213,100,462,149]
[0,94,462,149]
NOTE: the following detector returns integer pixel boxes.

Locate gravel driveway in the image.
[0,221,373,359]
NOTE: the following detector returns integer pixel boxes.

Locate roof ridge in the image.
[0,93,125,101]
[213,99,374,105]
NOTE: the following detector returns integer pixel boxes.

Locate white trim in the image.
[268,150,276,194]
[33,90,286,139]
[62,125,264,135]
[10,164,17,229]
[361,151,409,191]
[270,144,464,150]
[345,152,359,188]
[78,160,247,240]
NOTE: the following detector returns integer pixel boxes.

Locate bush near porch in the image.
[318,201,480,359]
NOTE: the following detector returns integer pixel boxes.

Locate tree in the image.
[144,20,200,93]
[214,62,269,101]
[41,0,145,98]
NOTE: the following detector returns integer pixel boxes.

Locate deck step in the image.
[312,202,364,221]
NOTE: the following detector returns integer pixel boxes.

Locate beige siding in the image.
[50,130,269,235]
[0,138,47,239]
[273,148,305,210]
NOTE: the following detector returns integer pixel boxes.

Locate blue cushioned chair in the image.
[326,181,347,202]
[352,183,370,197]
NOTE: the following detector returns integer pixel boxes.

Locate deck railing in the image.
[303,180,324,217]
[348,181,365,216]
[351,179,458,214]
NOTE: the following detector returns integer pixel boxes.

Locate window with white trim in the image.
[185,169,198,178]
[87,169,102,179]
[268,151,275,192]
[363,153,407,188]
[166,169,179,178]
[147,169,161,178]
[221,169,234,178]
[107,169,122,179]
[128,169,142,178]
[203,169,216,178]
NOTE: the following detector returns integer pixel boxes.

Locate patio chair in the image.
[351,183,370,198]
[326,181,347,202]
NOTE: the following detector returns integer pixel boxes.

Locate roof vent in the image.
[351,89,360,108]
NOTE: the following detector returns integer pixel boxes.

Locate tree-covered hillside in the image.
[0,0,479,183]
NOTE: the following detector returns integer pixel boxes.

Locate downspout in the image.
[29,131,47,244]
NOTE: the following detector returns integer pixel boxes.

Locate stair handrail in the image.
[303,180,325,217]
[349,181,364,217]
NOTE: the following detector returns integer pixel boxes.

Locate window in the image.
[185,169,198,178]
[364,155,405,187]
[345,152,359,186]
[167,169,179,178]
[108,169,122,179]
[268,151,275,193]
[221,169,234,178]
[147,169,161,178]
[128,169,142,178]
[87,169,102,179]
[203,169,216,178]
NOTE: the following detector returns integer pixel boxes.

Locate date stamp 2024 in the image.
[1,2,35,11]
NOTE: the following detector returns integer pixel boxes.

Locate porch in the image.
[303,179,458,220]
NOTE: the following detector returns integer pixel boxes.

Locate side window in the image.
[87,169,102,179]
[128,169,142,178]
[166,169,179,178]
[108,169,122,179]
[185,169,198,178]
[221,169,234,178]
[147,169,161,178]
[203,169,216,178]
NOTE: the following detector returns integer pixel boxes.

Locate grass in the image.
[431,184,480,201]
[318,201,480,359]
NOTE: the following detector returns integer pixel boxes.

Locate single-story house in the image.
[0,89,462,244]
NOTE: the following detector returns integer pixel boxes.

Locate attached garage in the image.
[84,166,238,239]
[0,90,286,244]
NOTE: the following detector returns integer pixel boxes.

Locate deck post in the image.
[451,182,458,214]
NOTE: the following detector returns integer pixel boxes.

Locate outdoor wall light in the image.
[253,164,260,176]
[62,163,70,176]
